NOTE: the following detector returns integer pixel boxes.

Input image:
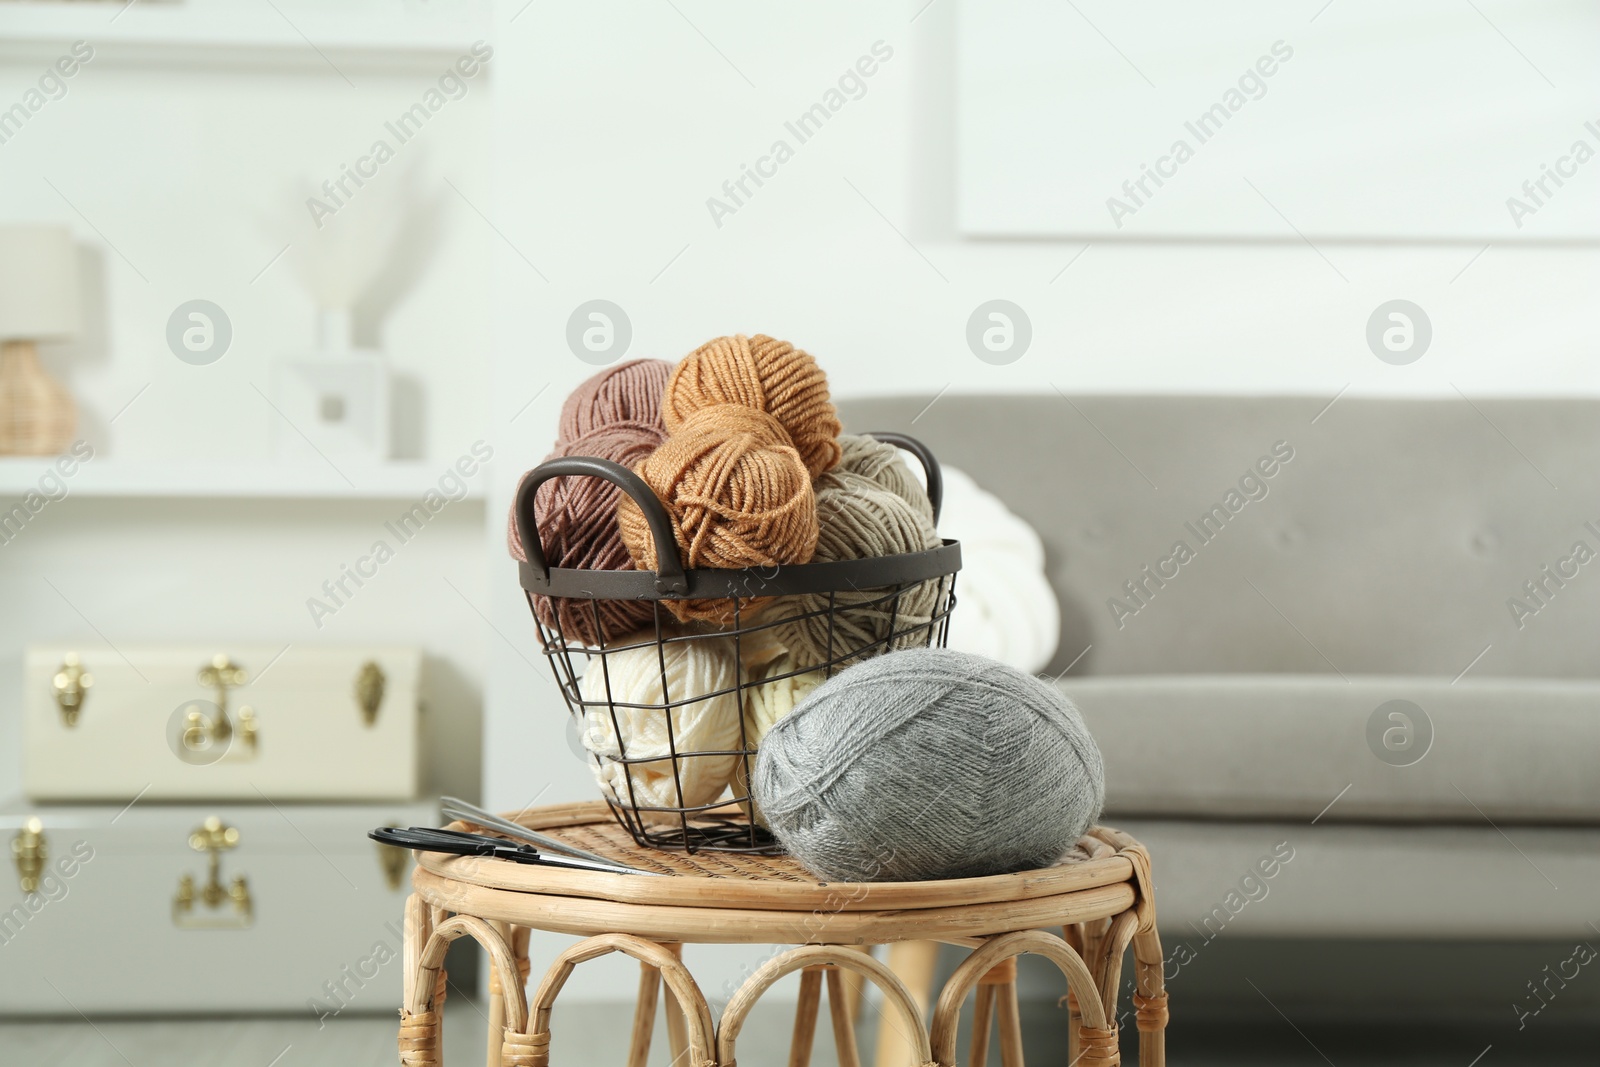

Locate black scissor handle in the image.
[369,826,530,860]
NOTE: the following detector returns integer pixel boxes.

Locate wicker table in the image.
[397,802,1168,1067]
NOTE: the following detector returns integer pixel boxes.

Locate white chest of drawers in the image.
[24,644,421,801]
[0,800,434,1015]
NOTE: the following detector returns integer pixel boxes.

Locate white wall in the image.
[0,55,492,459]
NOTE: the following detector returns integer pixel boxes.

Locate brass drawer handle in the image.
[377,826,407,891]
[11,818,45,893]
[356,661,386,726]
[52,654,92,728]
[180,655,259,759]
[195,654,246,747]
[173,816,252,929]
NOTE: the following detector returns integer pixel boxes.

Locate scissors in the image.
[368,826,659,877]
[438,795,641,872]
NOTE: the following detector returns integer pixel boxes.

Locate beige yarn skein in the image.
[830,434,934,523]
[773,470,942,669]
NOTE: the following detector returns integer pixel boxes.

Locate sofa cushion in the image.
[1063,675,1600,822]
[1105,818,1600,938]
[838,395,1600,681]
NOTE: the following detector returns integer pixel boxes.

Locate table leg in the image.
[842,958,867,1024]
[976,956,1021,1067]
[1061,927,1083,1065]
[720,945,933,1067]
[969,984,996,1067]
[399,894,441,1067]
[874,940,938,1067]
[1132,927,1169,1067]
[660,943,690,1066]
[995,979,1025,1067]
[627,960,662,1067]
[486,920,510,1067]
[825,966,863,1067]
[486,984,504,1067]
[1093,911,1138,1026]
[929,931,1106,1067]
[788,966,824,1067]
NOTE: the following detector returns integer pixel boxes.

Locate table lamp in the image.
[0,225,80,455]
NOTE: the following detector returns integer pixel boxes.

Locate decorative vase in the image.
[0,339,75,455]
[270,309,391,463]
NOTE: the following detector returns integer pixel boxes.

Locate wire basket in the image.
[514,431,962,854]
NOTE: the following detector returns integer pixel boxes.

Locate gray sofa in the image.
[839,395,1600,951]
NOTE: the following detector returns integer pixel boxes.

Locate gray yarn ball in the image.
[752,648,1105,882]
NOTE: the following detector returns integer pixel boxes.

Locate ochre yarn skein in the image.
[557,359,671,444]
[665,334,843,479]
[508,421,668,646]
[618,404,819,624]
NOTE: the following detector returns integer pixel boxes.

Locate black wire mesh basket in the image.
[514,432,962,854]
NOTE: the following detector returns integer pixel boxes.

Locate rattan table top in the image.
[414,801,1139,914]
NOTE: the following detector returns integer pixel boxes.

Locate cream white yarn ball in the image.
[578,635,743,815]
[739,631,826,745]
[730,632,826,826]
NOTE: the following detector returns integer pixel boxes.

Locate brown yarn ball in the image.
[665,334,842,480]
[618,404,819,624]
[558,359,671,445]
[508,421,668,646]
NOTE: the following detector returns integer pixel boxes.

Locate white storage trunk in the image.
[0,800,435,1015]
[24,644,421,801]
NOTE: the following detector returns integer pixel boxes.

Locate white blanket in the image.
[936,466,1060,673]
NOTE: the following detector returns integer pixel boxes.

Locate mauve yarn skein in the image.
[507,421,668,646]
[558,359,671,444]
[665,334,842,479]
[752,649,1106,882]
[772,470,940,668]
[618,404,819,624]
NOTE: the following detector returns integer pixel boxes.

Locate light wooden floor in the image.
[3,1000,1594,1066]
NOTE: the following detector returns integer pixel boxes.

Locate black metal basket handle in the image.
[865,431,943,525]
[517,432,943,595]
[516,457,689,595]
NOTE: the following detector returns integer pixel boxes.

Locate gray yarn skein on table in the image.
[752,648,1105,882]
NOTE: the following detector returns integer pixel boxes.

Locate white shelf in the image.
[0,459,487,502]
[0,0,493,72]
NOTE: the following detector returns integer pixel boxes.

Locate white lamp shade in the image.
[0,226,81,340]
